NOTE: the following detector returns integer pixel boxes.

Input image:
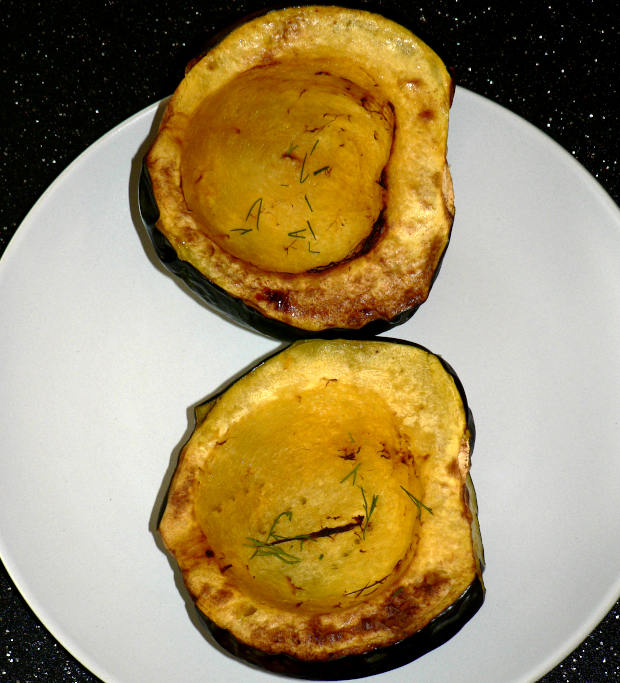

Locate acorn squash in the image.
[159,339,484,676]
[142,5,455,338]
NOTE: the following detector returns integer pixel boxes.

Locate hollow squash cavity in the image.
[194,380,419,612]
[181,60,394,273]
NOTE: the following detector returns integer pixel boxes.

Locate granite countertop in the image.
[1,1,618,681]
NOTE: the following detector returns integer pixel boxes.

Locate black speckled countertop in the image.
[1,1,618,681]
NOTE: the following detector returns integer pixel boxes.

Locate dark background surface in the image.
[1,1,618,680]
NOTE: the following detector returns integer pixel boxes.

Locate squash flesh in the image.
[181,60,394,273]
[195,381,418,611]
[159,339,483,661]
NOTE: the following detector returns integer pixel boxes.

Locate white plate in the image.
[1,88,619,683]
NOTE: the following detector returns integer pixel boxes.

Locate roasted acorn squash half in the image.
[142,5,455,338]
[159,339,484,676]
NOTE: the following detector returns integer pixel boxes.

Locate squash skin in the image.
[158,338,484,675]
[142,5,455,338]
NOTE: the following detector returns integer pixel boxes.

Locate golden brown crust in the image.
[146,6,454,331]
[159,340,482,660]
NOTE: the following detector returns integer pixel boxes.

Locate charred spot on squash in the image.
[257,288,293,313]
[212,588,233,605]
[418,108,436,120]
[142,5,455,336]
[446,457,462,479]
[159,338,484,671]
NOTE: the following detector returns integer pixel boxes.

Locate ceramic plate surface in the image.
[1,88,619,683]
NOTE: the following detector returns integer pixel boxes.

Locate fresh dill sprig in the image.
[313,165,330,176]
[306,220,316,239]
[284,142,298,157]
[310,139,319,156]
[245,537,302,564]
[344,574,388,598]
[229,227,252,235]
[400,486,433,520]
[245,197,262,230]
[304,194,313,212]
[288,228,307,239]
[340,462,360,485]
[268,510,293,537]
[300,153,310,183]
[359,486,379,538]
[246,511,302,564]
[246,510,362,562]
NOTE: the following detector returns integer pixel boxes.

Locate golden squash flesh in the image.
[181,61,394,274]
[159,339,484,666]
[145,6,455,335]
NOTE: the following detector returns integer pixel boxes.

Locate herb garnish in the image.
[245,197,262,230]
[284,142,298,157]
[340,462,360,485]
[246,511,302,563]
[359,486,379,538]
[246,511,363,563]
[300,153,310,183]
[340,465,378,537]
[345,574,389,598]
[400,486,433,520]
[245,537,302,564]
[288,228,307,239]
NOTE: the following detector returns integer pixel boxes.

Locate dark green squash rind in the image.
[139,163,438,340]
